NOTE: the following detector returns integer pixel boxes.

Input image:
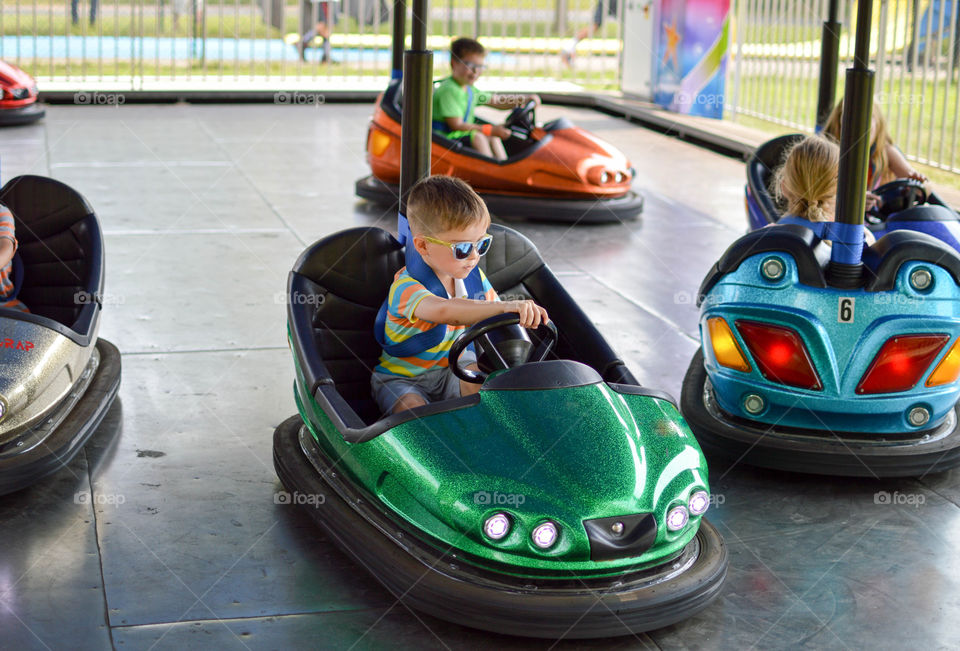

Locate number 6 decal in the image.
[838,297,855,323]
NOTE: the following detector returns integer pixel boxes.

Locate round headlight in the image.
[688,490,709,516]
[666,506,689,531]
[531,521,559,549]
[483,513,511,540]
[600,171,609,184]
[615,171,625,183]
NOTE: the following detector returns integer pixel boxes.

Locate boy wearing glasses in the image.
[432,37,541,161]
[371,176,549,415]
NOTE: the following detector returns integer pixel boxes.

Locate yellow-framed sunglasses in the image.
[421,233,493,260]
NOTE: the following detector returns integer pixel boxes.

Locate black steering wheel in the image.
[867,178,928,222]
[504,100,537,138]
[448,312,558,384]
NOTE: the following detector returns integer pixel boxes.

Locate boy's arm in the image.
[0,238,13,269]
[414,295,548,329]
[0,209,16,269]
[443,116,511,140]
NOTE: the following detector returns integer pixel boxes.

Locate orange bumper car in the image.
[355,79,643,223]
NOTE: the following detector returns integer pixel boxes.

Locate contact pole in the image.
[828,0,874,288]
[391,0,406,79]
[398,0,432,215]
[815,0,842,130]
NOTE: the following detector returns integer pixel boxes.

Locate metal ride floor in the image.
[1,103,958,650]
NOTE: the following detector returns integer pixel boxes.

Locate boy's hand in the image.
[528,94,541,107]
[491,124,512,140]
[503,300,549,329]
[865,191,881,211]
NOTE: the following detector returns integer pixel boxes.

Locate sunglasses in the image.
[422,233,493,260]
[453,56,485,73]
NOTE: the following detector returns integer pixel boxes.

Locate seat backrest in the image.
[0,175,102,336]
[864,229,960,291]
[886,204,958,223]
[290,227,405,423]
[479,224,544,291]
[747,134,804,220]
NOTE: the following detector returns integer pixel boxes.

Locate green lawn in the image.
[732,71,960,188]
[31,58,619,88]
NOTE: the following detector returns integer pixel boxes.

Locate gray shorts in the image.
[371,354,476,414]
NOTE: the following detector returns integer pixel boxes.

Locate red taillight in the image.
[735,320,822,390]
[856,334,950,394]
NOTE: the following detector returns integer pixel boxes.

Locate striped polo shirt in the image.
[375,266,499,377]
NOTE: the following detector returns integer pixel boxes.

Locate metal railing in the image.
[728,0,960,175]
[5,1,956,176]
[0,0,623,90]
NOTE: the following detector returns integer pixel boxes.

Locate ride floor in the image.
[1,103,958,650]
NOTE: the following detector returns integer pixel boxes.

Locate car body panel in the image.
[701,250,960,434]
[292,353,709,577]
[365,92,634,200]
[0,317,95,443]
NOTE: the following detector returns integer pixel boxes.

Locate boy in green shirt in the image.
[432,37,541,161]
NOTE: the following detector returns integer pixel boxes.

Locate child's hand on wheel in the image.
[504,300,549,329]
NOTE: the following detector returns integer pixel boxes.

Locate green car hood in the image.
[299,379,710,576]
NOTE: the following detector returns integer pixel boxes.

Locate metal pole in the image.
[829,0,874,287]
[816,0,842,129]
[554,0,567,36]
[399,0,432,214]
[392,0,406,78]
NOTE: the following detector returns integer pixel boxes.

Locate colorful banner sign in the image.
[653,0,731,119]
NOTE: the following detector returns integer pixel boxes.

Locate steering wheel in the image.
[504,100,537,138]
[448,312,558,384]
[867,178,928,221]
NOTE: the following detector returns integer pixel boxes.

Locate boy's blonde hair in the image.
[823,98,891,185]
[407,175,490,235]
[774,135,839,222]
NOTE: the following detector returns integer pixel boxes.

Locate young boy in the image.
[433,37,541,161]
[371,176,549,415]
[0,203,26,312]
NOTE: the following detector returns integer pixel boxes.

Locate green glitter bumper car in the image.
[273,223,727,638]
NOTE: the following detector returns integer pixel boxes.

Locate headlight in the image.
[615,171,625,183]
[688,490,709,516]
[600,171,609,184]
[531,521,559,549]
[666,506,689,531]
[483,513,511,540]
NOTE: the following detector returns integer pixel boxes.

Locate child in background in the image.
[824,98,928,210]
[296,0,337,63]
[775,135,875,245]
[433,37,540,161]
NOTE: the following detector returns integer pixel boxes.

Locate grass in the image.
[730,71,960,189]
[28,58,620,89]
